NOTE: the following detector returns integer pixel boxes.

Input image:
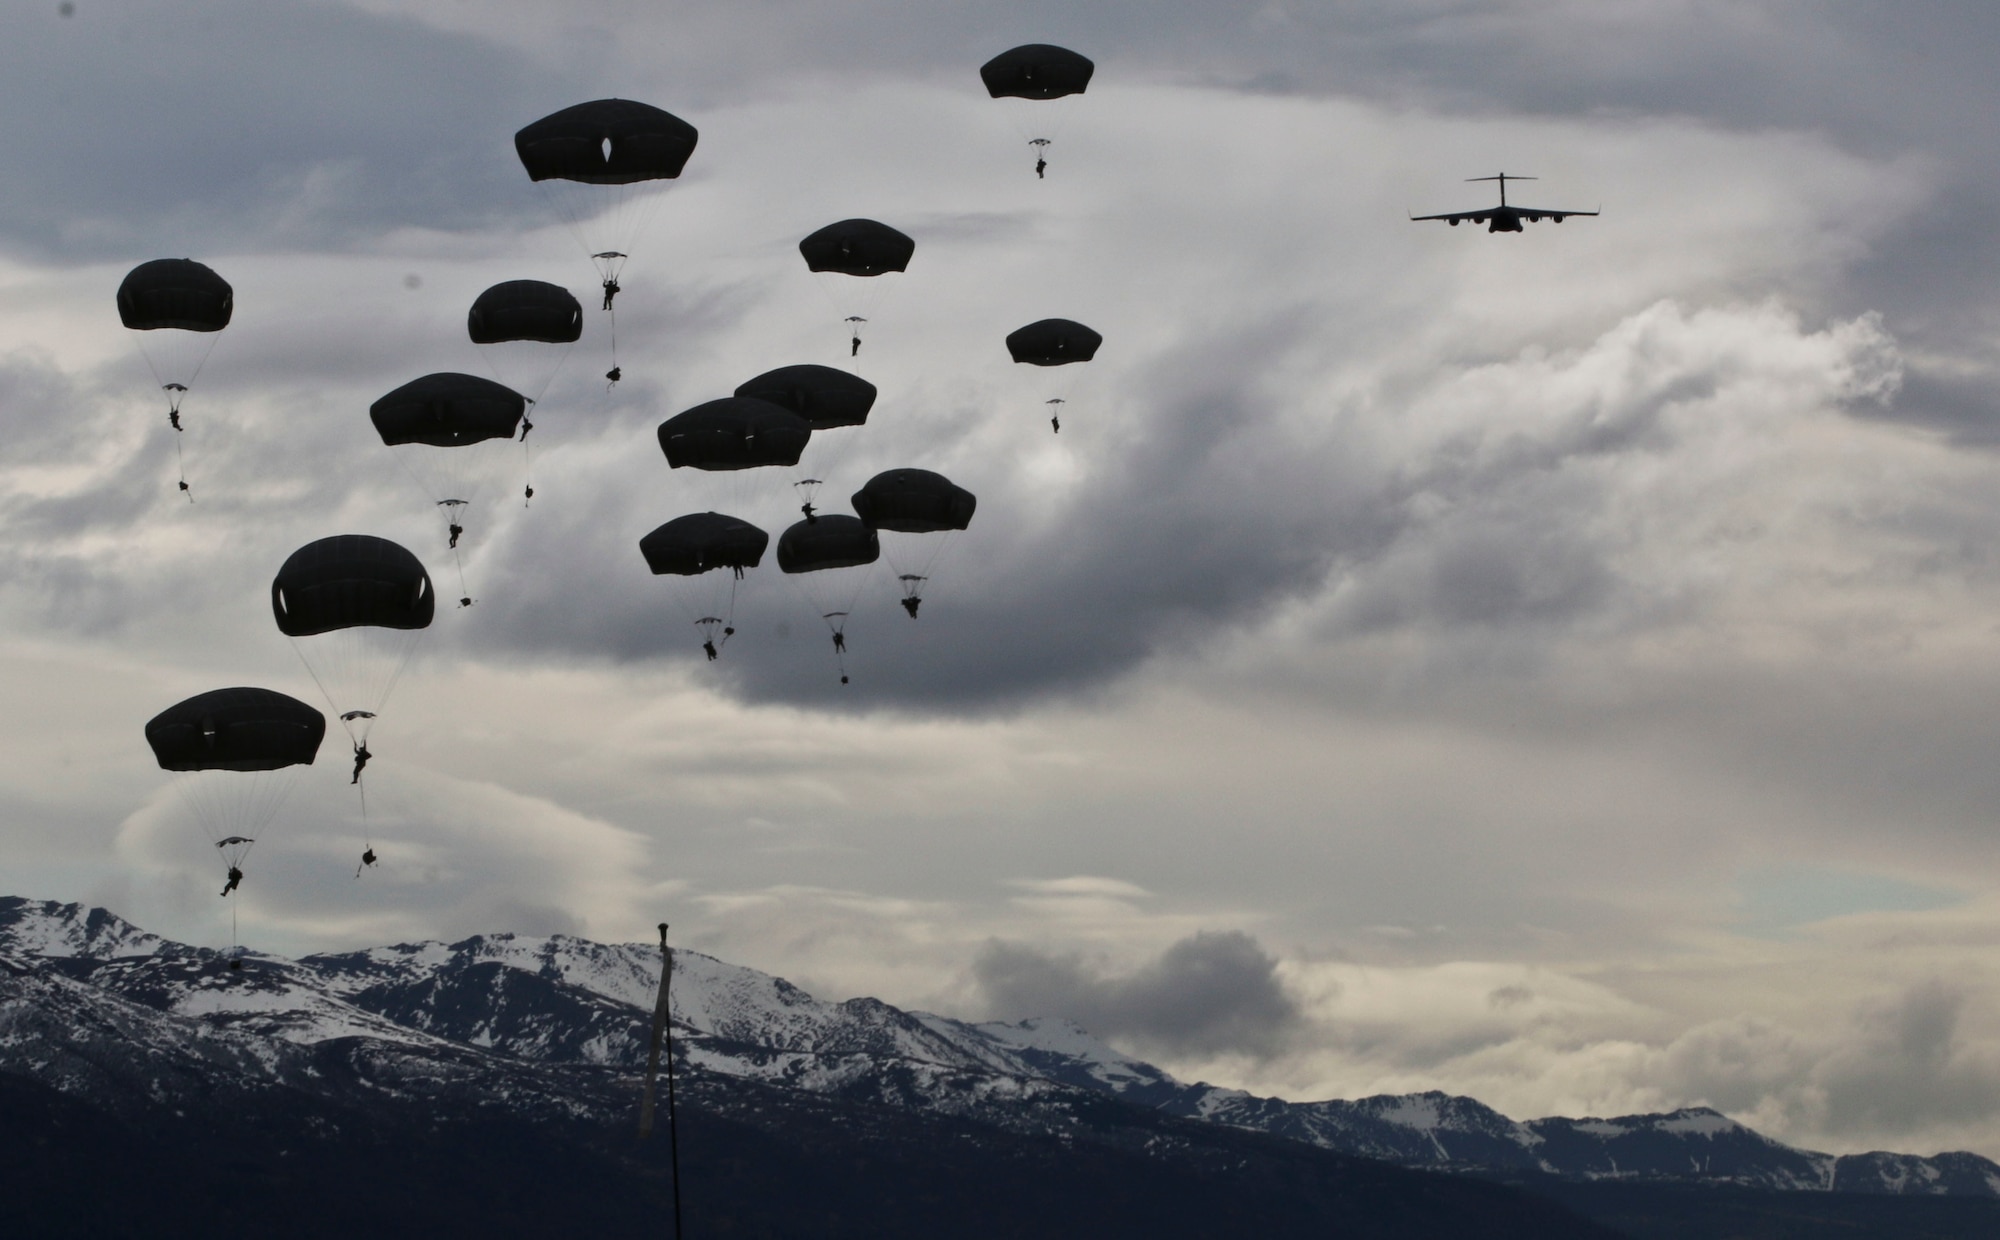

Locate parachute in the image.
[778,514,880,683]
[144,687,325,894]
[116,258,233,496]
[371,372,526,584]
[468,280,583,503]
[1006,319,1103,432]
[1005,318,1102,365]
[640,512,770,656]
[734,365,877,430]
[980,44,1096,99]
[272,535,434,765]
[657,397,813,525]
[851,469,976,618]
[467,280,581,399]
[734,365,878,521]
[980,45,1095,177]
[798,219,914,359]
[516,98,698,377]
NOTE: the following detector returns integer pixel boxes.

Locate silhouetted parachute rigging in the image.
[468,280,581,394]
[371,372,526,583]
[1006,319,1102,432]
[468,280,582,503]
[272,535,434,779]
[981,45,1094,177]
[778,514,880,683]
[116,258,233,496]
[516,98,697,378]
[640,512,770,657]
[735,364,878,520]
[851,469,976,617]
[798,219,914,359]
[144,687,325,896]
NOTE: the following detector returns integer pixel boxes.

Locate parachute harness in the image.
[136,334,219,500]
[173,428,193,500]
[600,258,624,388]
[692,568,743,660]
[823,610,852,684]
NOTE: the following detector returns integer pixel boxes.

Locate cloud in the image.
[0,1,570,260]
[973,929,1304,1058]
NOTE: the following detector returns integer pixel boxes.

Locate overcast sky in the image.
[9,0,2000,1160]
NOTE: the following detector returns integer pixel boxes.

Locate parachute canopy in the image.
[734,365,877,430]
[370,373,526,447]
[799,219,915,276]
[980,45,1095,100]
[468,280,583,345]
[778,514,880,574]
[657,398,811,471]
[146,688,326,772]
[515,99,699,185]
[272,535,435,637]
[1006,318,1102,366]
[851,469,977,533]
[640,512,770,576]
[116,259,233,333]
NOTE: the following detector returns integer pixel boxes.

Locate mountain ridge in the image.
[5,895,1996,1200]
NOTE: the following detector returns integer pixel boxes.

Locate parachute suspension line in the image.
[604,287,623,388]
[639,922,684,1239]
[822,610,852,684]
[522,431,535,507]
[172,426,193,500]
[449,540,474,609]
[354,777,377,878]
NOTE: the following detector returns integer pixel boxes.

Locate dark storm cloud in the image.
[1818,981,2000,1137]
[973,929,1303,1058]
[463,306,1398,710]
[0,1,570,259]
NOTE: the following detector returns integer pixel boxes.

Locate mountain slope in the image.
[5,895,1997,1203]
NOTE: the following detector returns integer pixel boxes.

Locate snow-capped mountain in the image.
[4,895,1996,1201]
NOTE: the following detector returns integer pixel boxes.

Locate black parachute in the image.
[642,512,768,657]
[657,398,812,471]
[799,219,915,276]
[118,258,234,494]
[851,469,977,532]
[514,99,699,184]
[778,515,879,573]
[370,373,526,447]
[272,535,435,637]
[116,259,234,332]
[640,513,770,576]
[468,281,583,345]
[734,365,877,430]
[145,687,325,895]
[273,536,433,765]
[779,515,879,683]
[146,688,326,772]
[980,45,1095,99]
[852,470,975,617]
[1006,319,1103,366]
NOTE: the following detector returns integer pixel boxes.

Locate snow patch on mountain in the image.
[4,896,1998,1199]
[0,898,166,960]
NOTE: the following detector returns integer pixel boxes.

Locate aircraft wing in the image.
[1409,210,1490,224]
[1514,206,1599,219]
